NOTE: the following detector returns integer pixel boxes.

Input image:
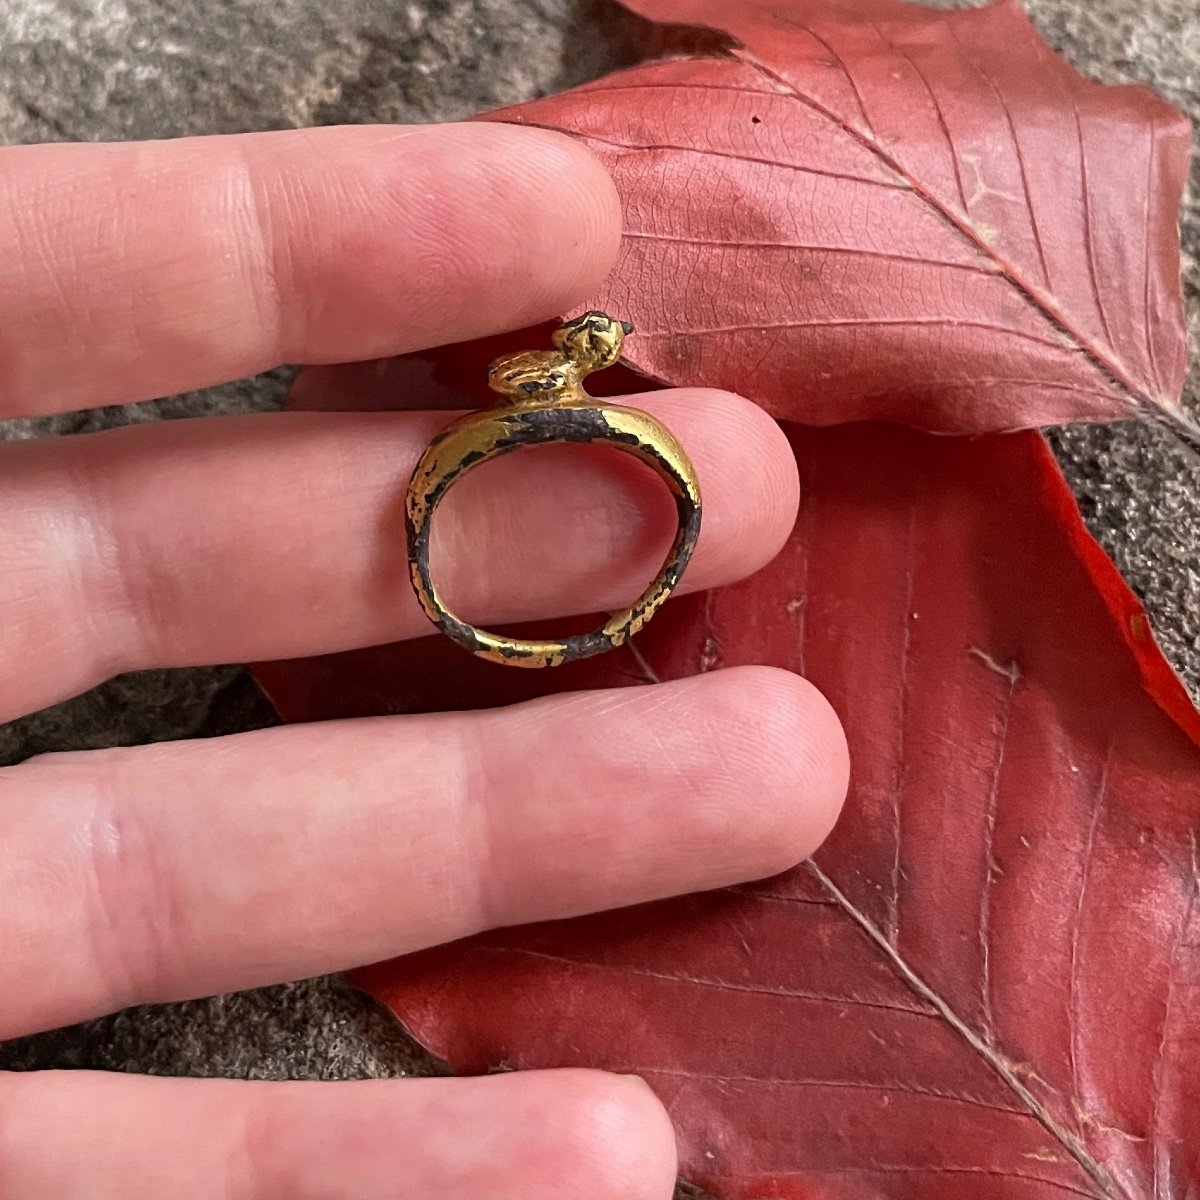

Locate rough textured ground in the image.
[0,0,1196,1193]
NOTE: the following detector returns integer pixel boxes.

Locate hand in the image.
[0,123,849,1198]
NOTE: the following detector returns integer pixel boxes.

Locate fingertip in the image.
[402,122,624,341]
[668,666,850,882]
[268,122,625,364]
[640,388,800,588]
[504,1068,678,1200]
[0,125,623,416]
[733,666,851,865]
[505,666,848,907]
[0,1070,676,1200]
[492,124,625,308]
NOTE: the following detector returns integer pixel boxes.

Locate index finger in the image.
[0,123,621,417]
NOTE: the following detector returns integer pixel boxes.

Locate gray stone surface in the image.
[0,1,1195,1195]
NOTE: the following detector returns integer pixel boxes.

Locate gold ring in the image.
[405,312,702,668]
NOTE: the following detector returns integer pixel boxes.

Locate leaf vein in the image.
[634,1065,1028,1116]
[806,860,1122,1198]
[578,130,908,189]
[1149,827,1198,1199]
[945,20,1052,289]
[979,666,1022,1039]
[622,228,999,275]
[868,20,968,212]
[889,507,919,946]
[1142,117,1164,395]
[625,637,662,685]
[476,945,938,1018]
[637,316,1069,351]
[1067,740,1113,1121]
[1072,96,1118,353]
[773,13,875,133]
[730,50,1185,429]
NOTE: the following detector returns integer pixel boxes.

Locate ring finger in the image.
[2,666,848,1040]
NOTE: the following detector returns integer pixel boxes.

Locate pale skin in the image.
[0,122,850,1198]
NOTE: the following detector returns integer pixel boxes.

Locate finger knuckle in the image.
[76,751,183,1011]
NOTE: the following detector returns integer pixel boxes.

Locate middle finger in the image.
[0,389,798,720]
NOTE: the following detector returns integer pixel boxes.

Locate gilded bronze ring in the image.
[405,312,702,668]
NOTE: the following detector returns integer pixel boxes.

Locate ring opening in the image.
[428,438,684,627]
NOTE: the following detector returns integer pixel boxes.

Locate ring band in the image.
[405,313,702,668]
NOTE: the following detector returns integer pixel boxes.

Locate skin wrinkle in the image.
[459,711,526,938]
[56,435,154,679]
[0,758,152,1035]
[117,144,263,383]
[79,789,145,1017]
[576,700,705,888]
[221,1093,264,1200]
[232,138,286,374]
[0,444,132,720]
[644,686,735,808]
[0,1073,33,1200]
[236,1083,336,1200]
[392,715,489,949]
[0,502,68,652]
[78,755,184,1016]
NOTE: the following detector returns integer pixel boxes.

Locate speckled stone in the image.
[0,6,1195,1199]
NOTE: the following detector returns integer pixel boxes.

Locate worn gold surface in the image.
[406,312,703,667]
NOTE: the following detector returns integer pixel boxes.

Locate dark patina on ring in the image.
[405,312,702,668]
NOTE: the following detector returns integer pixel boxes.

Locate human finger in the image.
[0,1068,677,1200]
[0,390,799,719]
[0,668,848,1038]
[0,123,620,417]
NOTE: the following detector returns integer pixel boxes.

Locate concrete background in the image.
[0,1,1196,1193]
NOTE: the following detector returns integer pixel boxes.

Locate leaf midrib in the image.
[807,860,1122,1200]
[730,47,1200,448]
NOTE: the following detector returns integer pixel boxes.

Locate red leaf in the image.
[257,425,1200,1198]
[478,0,1193,438]
[255,2,1200,1189]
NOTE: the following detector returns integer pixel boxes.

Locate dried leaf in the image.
[258,425,1200,1198]
[481,0,1194,438]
